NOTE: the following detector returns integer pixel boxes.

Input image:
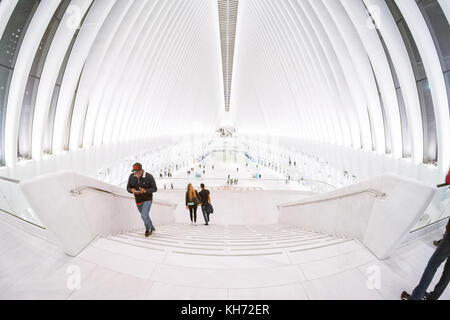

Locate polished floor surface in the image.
[1,215,448,300]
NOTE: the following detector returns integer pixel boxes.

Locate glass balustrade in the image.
[412,185,450,231]
[0,177,43,227]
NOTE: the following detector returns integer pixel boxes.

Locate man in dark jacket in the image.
[127,163,158,237]
[402,169,450,300]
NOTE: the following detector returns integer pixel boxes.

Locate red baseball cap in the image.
[132,163,143,172]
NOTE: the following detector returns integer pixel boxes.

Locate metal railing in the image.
[70,186,177,207]
[154,177,336,190]
[0,175,20,184]
[278,188,386,209]
[411,184,449,231]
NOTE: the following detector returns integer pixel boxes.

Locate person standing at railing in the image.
[127,163,158,238]
[401,168,450,300]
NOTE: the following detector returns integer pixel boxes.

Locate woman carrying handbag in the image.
[185,183,200,224]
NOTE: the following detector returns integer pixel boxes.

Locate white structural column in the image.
[131,1,210,140]
[292,0,360,147]
[4,1,60,167]
[82,0,148,148]
[252,0,331,142]
[93,0,161,146]
[132,1,204,140]
[106,0,170,144]
[52,0,116,155]
[307,0,369,150]
[31,0,93,161]
[322,0,386,154]
[265,0,342,145]
[69,0,134,151]
[282,1,351,147]
[395,0,450,173]
[115,0,180,143]
[340,0,402,159]
[363,0,423,164]
[438,0,450,23]
[276,1,323,142]
[0,0,18,39]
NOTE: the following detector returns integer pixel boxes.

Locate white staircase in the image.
[2,214,449,300]
[104,224,352,257]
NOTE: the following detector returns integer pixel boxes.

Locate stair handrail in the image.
[278,188,386,209]
[70,186,177,207]
[0,176,20,184]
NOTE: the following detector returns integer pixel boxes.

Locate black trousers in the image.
[410,232,450,300]
[188,205,197,222]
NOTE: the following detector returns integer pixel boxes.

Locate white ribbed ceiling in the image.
[0,0,449,175]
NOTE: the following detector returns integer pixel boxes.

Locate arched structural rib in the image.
[0,0,448,184]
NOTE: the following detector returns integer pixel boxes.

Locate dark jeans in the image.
[201,205,209,224]
[188,206,197,223]
[410,232,450,300]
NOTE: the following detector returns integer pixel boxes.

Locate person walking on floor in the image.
[199,183,211,225]
[127,163,158,237]
[401,168,450,300]
[186,183,200,224]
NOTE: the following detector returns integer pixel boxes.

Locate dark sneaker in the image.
[401,291,429,300]
[433,240,441,247]
[145,230,150,238]
[148,229,153,236]
[401,291,410,300]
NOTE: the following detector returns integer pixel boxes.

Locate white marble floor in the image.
[1,216,448,300]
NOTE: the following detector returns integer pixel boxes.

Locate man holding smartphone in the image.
[127,163,158,237]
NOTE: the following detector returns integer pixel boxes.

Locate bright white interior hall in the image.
[0,0,450,300]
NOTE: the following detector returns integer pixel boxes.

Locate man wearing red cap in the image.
[127,163,158,237]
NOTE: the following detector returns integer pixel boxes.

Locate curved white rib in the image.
[395,0,450,173]
[0,0,18,39]
[69,0,134,151]
[31,0,93,161]
[0,0,448,186]
[52,0,116,155]
[4,1,60,166]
